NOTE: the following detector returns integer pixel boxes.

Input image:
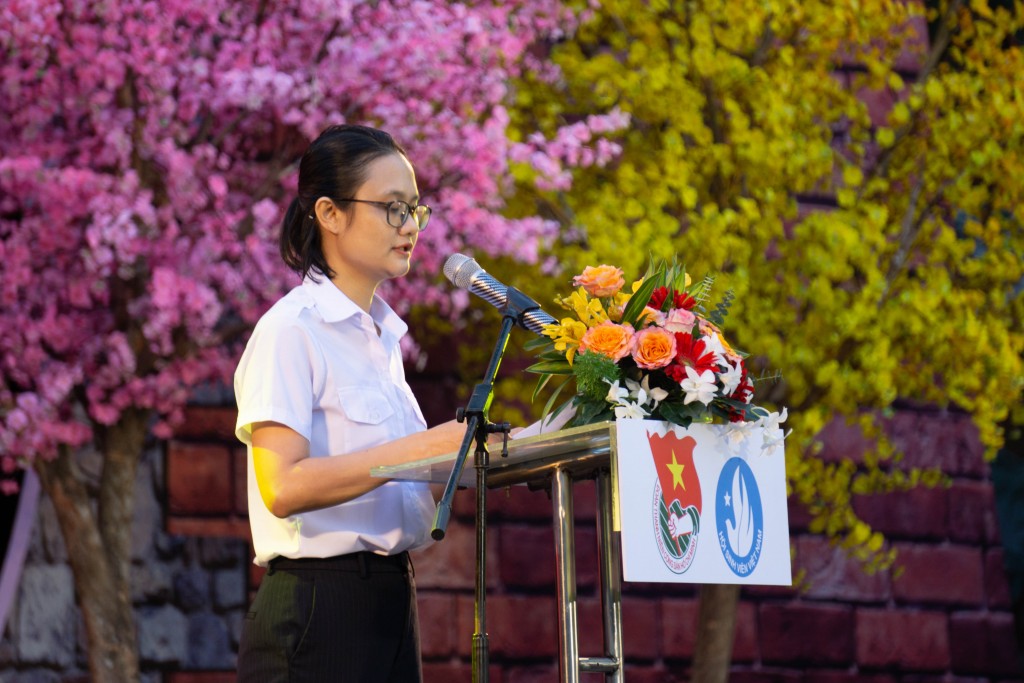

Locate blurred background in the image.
[0,0,1021,681]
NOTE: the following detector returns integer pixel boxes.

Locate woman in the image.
[234,124,466,682]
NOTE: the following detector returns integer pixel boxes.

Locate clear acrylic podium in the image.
[373,421,624,683]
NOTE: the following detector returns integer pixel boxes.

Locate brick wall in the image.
[164,390,1021,683]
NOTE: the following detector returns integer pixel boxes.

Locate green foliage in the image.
[507,0,1024,570]
[572,351,622,400]
[708,289,735,327]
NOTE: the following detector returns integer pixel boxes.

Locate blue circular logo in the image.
[715,458,764,577]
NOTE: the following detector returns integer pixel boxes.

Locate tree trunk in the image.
[33,408,149,683]
[690,583,740,683]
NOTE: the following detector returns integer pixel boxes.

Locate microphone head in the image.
[443,253,483,290]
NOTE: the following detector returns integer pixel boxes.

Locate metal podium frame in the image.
[373,421,623,683]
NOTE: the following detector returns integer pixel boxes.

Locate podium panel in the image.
[374,418,790,681]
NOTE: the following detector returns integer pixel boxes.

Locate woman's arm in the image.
[252,419,468,518]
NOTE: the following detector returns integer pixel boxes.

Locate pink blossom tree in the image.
[0,1,626,679]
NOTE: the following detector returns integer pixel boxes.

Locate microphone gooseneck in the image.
[443,253,557,335]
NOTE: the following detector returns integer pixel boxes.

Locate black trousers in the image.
[237,552,421,683]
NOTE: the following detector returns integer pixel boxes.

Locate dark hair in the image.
[280,124,408,280]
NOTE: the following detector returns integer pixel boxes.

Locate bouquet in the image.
[527,259,784,435]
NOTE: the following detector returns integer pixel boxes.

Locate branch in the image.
[918,0,965,86]
[861,0,964,192]
[880,169,963,303]
[881,173,925,298]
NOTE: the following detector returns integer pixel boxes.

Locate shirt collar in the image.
[301,274,408,339]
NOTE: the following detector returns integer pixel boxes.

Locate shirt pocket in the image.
[335,386,395,453]
[337,387,395,425]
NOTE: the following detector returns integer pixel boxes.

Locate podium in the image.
[373,421,623,683]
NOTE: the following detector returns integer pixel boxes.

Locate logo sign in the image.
[615,419,791,586]
[647,432,701,574]
[715,458,764,577]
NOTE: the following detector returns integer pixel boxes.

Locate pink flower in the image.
[663,308,696,333]
[573,265,625,297]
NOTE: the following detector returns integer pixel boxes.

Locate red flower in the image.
[727,407,746,423]
[650,286,697,311]
[730,366,754,404]
[673,291,697,310]
[664,363,687,383]
[649,286,670,311]
[673,332,718,375]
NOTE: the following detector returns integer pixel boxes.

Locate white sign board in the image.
[615,420,791,585]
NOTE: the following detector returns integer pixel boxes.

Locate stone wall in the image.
[0,440,250,682]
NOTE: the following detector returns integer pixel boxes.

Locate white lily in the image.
[701,332,729,365]
[757,407,792,456]
[623,377,647,406]
[641,374,669,405]
[613,400,650,420]
[761,429,790,456]
[680,366,718,406]
[605,379,629,405]
[758,407,789,432]
[722,419,756,450]
[717,357,743,396]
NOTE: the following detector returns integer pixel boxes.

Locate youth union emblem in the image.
[715,458,764,577]
[647,431,702,574]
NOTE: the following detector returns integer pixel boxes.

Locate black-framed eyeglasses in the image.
[335,198,431,231]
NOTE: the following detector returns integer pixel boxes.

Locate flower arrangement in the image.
[527,259,783,433]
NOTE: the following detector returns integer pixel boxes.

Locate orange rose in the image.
[631,327,677,370]
[573,265,625,297]
[579,321,636,361]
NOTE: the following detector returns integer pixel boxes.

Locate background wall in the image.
[162,397,1020,683]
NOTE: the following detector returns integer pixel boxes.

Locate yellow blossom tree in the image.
[499,0,1024,678]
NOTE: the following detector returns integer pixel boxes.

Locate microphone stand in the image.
[432,286,541,683]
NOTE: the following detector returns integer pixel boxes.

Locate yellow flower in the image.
[560,287,609,327]
[543,318,588,364]
[608,291,632,322]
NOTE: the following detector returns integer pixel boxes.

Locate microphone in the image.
[443,254,557,335]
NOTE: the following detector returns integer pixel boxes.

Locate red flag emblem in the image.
[647,431,702,513]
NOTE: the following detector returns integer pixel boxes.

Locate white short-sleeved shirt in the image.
[234,275,435,566]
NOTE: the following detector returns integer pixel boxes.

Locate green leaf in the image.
[523,336,555,351]
[541,378,573,422]
[525,360,574,375]
[709,288,735,326]
[711,397,759,421]
[656,400,702,426]
[621,270,663,327]
[531,373,554,403]
[547,399,574,423]
[571,396,613,425]
[672,265,689,293]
